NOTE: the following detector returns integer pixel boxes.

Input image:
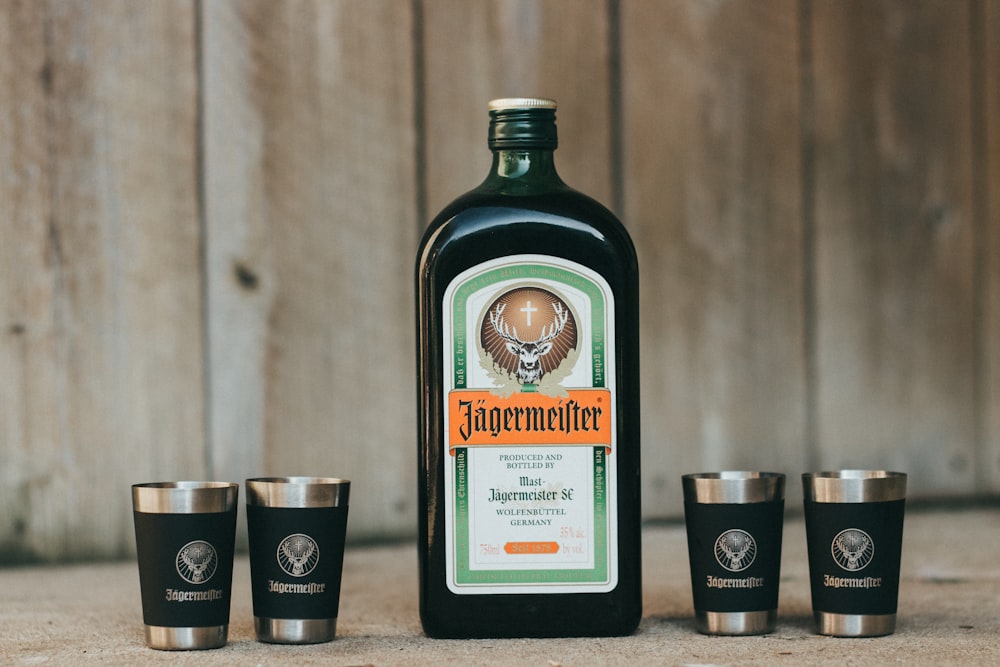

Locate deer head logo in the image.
[832,528,874,571]
[277,533,320,577]
[714,529,758,572]
[481,287,577,387]
[176,540,218,584]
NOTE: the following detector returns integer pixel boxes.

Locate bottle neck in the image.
[483,103,563,194]
[482,148,565,194]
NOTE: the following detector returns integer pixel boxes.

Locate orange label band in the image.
[449,389,612,448]
[504,541,560,555]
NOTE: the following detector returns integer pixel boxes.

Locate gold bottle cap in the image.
[488,97,557,112]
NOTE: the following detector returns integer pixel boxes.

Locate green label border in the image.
[448,260,612,587]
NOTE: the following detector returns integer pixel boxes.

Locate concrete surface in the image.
[2,506,998,665]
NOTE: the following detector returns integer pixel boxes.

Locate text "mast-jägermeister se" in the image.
[416,98,641,637]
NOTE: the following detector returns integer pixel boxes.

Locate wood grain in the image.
[202,0,419,539]
[422,0,615,217]
[984,0,1000,492]
[621,0,807,516]
[0,1,995,560]
[810,0,977,492]
[0,0,203,561]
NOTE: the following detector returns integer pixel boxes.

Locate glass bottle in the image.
[415,98,641,637]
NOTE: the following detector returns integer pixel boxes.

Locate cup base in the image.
[814,611,896,637]
[144,624,227,650]
[696,610,776,635]
[254,617,337,644]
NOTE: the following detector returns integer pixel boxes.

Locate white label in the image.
[442,254,618,594]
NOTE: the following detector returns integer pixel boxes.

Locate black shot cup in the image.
[131,481,239,650]
[682,471,786,635]
[802,470,907,637]
[245,477,351,644]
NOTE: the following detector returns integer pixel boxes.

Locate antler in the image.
[536,303,568,345]
[181,551,202,571]
[282,538,315,563]
[489,303,523,344]
[490,302,568,346]
[837,533,868,557]
[181,545,212,580]
[720,540,751,563]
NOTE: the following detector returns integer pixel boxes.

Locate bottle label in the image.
[442,254,618,594]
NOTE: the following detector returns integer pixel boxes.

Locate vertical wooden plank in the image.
[984,0,1000,492]
[621,1,807,516]
[203,0,418,539]
[422,0,615,216]
[0,0,203,561]
[1,0,54,564]
[811,1,976,491]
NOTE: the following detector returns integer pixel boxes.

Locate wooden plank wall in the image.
[1,1,204,562]
[623,0,809,512]
[1,0,997,562]
[987,0,1000,495]
[810,1,979,491]
[201,0,419,548]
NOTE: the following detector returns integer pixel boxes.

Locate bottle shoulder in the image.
[417,188,637,281]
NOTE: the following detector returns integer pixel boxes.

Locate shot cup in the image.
[802,470,907,637]
[132,481,239,650]
[246,477,351,644]
[682,471,786,635]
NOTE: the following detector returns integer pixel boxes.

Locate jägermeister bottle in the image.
[415,98,641,637]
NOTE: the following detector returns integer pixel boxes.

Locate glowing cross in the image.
[520,300,538,326]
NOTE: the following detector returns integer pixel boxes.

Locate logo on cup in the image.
[832,528,875,571]
[176,540,218,584]
[714,529,757,572]
[277,533,320,577]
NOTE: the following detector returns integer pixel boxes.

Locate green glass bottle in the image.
[416,98,641,637]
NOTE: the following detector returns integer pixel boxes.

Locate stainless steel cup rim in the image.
[246,477,350,508]
[132,481,239,514]
[682,471,786,504]
[803,470,907,503]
